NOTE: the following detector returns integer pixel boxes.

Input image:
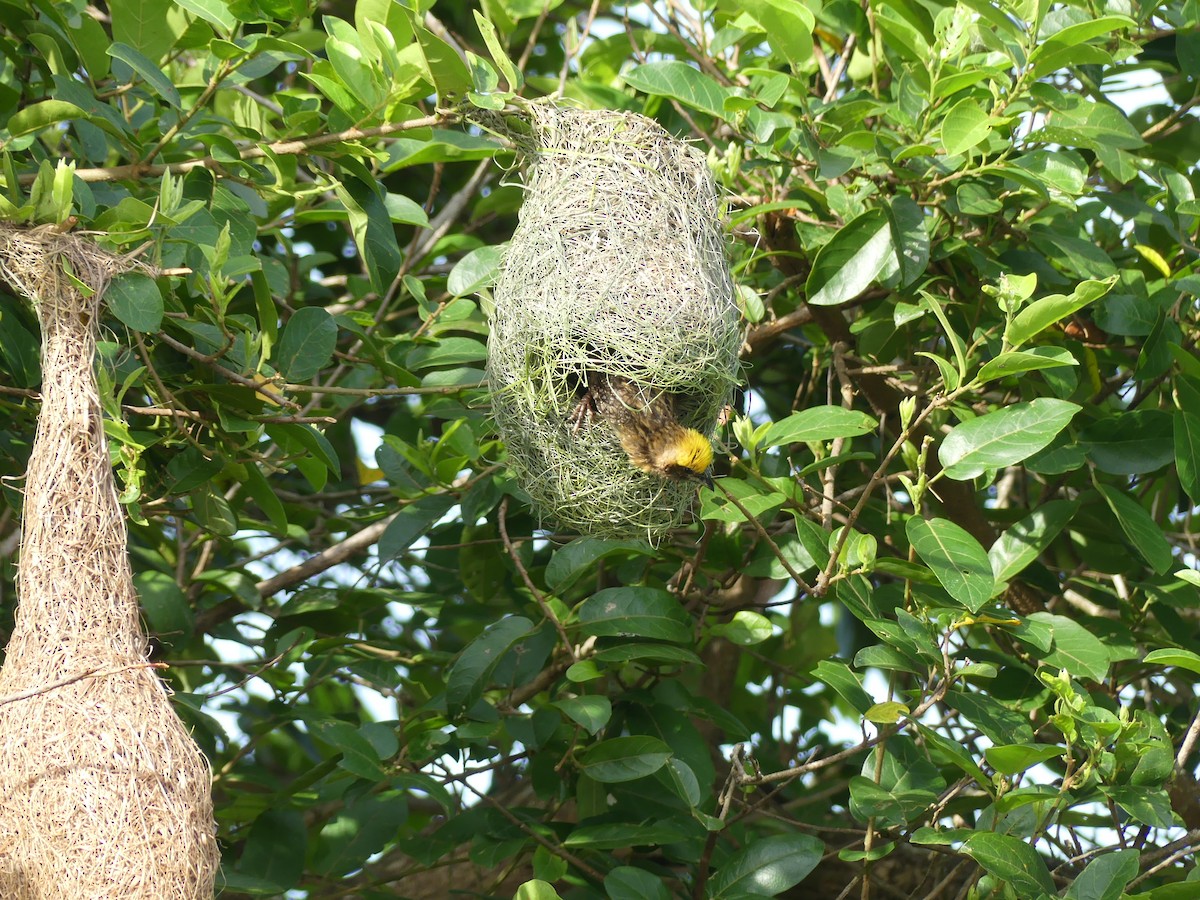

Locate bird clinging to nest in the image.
[570,372,714,486]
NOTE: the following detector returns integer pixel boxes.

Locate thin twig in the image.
[0,661,167,708]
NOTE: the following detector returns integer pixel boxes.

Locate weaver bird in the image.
[570,373,714,486]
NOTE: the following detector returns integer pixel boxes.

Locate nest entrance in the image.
[485,106,742,538]
[0,226,218,898]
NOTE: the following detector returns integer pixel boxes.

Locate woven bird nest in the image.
[0,226,218,898]
[484,105,741,538]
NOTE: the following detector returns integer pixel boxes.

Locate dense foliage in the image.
[1,0,1199,897]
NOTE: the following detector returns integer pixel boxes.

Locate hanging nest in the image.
[483,105,741,538]
[0,226,218,898]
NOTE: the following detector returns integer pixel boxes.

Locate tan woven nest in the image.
[483,105,741,538]
[0,226,218,898]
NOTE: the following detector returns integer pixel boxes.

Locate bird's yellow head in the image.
[653,427,714,486]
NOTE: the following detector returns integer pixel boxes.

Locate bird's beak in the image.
[700,467,714,489]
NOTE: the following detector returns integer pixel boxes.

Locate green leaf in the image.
[237,809,307,890]
[106,271,164,333]
[623,61,730,119]
[806,209,896,306]
[1144,648,1200,675]
[941,98,992,155]
[545,538,647,592]
[445,615,535,716]
[337,178,403,294]
[472,10,522,90]
[577,736,672,783]
[976,347,1077,383]
[1175,409,1200,502]
[708,834,824,898]
[555,696,611,735]
[939,399,1080,480]
[1079,410,1176,475]
[447,245,503,297]
[1096,484,1173,574]
[1101,786,1174,827]
[514,880,562,900]
[1064,848,1139,900]
[564,821,686,849]
[984,743,1064,775]
[1029,612,1111,682]
[577,587,692,643]
[135,570,193,640]
[739,0,815,69]
[812,659,873,715]
[989,499,1078,583]
[173,0,236,32]
[760,406,878,447]
[710,611,773,646]
[108,42,182,109]
[1004,277,1116,347]
[410,14,472,98]
[961,833,1056,899]
[275,307,338,382]
[5,100,88,138]
[379,496,457,561]
[605,867,672,900]
[906,517,995,611]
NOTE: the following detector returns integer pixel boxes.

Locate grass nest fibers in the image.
[0,226,217,898]
[484,105,741,538]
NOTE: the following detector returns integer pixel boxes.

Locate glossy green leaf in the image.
[108,42,182,109]
[577,587,692,643]
[1004,277,1116,347]
[577,736,672,783]
[1064,848,1139,900]
[1029,612,1111,682]
[1097,484,1173,574]
[941,98,992,155]
[760,406,878,447]
[740,0,815,69]
[961,833,1055,898]
[906,517,995,611]
[174,0,236,32]
[989,499,1078,583]
[445,615,535,715]
[555,696,611,735]
[710,610,773,646]
[275,307,338,382]
[448,245,503,297]
[6,100,88,138]
[976,347,1077,383]
[106,271,164,333]
[984,743,1064,775]
[1144,648,1200,675]
[806,209,896,306]
[514,880,562,900]
[708,834,824,898]
[1079,410,1176,475]
[940,399,1079,480]
[1175,409,1200,502]
[623,61,730,119]
[605,866,672,900]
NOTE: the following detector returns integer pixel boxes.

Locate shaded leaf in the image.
[708,834,824,898]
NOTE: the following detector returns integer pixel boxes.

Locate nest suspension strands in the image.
[0,227,218,898]
[484,105,741,538]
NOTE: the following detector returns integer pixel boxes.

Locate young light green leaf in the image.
[807,209,896,306]
[514,880,563,900]
[941,98,992,155]
[760,406,878,448]
[708,834,825,898]
[710,610,773,646]
[1004,277,1116,347]
[622,61,730,119]
[906,517,995,611]
[984,743,1064,776]
[940,399,1079,480]
[1096,484,1173,574]
[472,10,523,90]
[976,347,1077,383]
